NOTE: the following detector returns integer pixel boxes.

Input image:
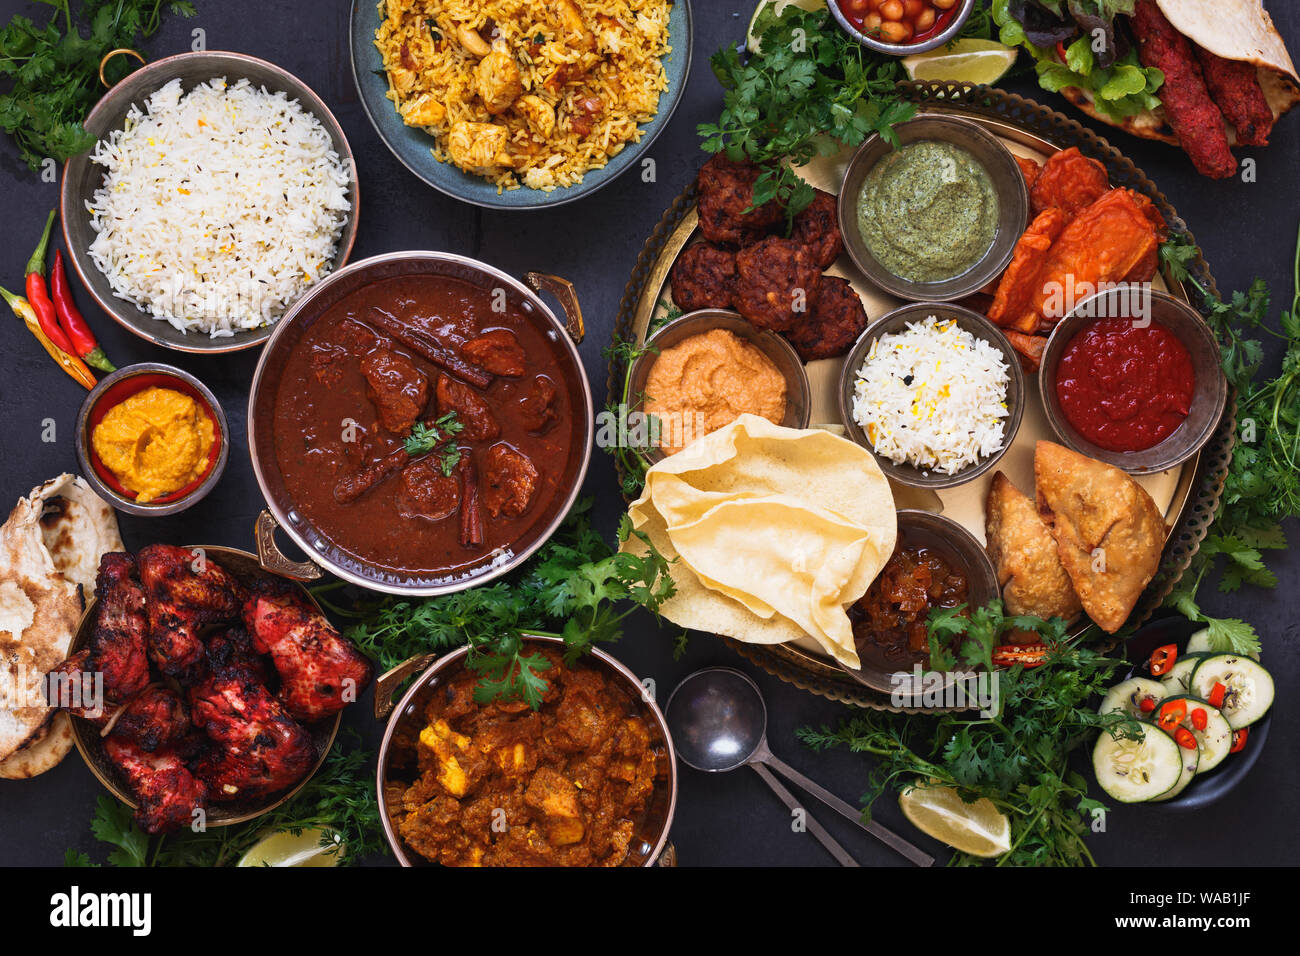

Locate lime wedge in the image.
[746,0,826,54]
[899,782,1011,858]
[236,827,345,868]
[901,39,1019,86]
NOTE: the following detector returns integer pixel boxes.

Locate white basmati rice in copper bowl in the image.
[86,77,352,338]
[851,316,1010,476]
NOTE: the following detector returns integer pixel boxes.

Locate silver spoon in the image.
[666,667,934,867]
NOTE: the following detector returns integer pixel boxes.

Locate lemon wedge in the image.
[898,782,1012,858]
[236,827,345,868]
[901,39,1019,86]
[746,0,826,54]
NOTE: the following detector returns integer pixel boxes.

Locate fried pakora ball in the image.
[669,242,737,312]
[733,237,819,332]
[790,189,844,269]
[695,153,783,246]
[784,275,869,361]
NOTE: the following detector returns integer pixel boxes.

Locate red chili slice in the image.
[1173,727,1198,750]
[1138,697,1158,713]
[1190,708,1208,731]
[1148,644,1178,676]
[1230,727,1249,753]
[1208,682,1227,708]
[1156,698,1187,731]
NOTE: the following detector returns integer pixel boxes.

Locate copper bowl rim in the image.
[375,635,678,867]
[66,545,341,828]
[245,250,596,597]
[58,49,360,355]
[1038,287,1229,474]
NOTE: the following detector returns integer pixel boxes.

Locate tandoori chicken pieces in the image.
[242,581,374,723]
[51,546,372,834]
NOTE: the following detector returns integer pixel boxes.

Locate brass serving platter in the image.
[67,546,341,827]
[609,82,1235,711]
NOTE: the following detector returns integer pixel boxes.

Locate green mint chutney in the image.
[856,140,999,283]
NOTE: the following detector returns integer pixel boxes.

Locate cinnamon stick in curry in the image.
[368,307,494,389]
[459,456,484,548]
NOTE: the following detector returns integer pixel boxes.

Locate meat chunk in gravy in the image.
[436,375,501,442]
[462,329,526,377]
[482,443,538,518]
[518,375,559,432]
[398,459,461,521]
[361,348,429,434]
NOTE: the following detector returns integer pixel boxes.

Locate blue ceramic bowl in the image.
[349,0,693,209]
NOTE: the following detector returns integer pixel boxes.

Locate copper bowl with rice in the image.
[60,50,358,354]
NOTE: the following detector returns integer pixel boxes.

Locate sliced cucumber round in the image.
[1159,655,1206,695]
[1092,724,1184,803]
[1099,677,1165,718]
[1185,629,1214,656]
[1153,729,1200,802]
[1190,655,1275,729]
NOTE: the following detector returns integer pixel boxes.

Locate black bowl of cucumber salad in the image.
[1092,617,1274,810]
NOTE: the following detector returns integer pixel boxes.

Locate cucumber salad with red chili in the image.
[1091,630,1275,803]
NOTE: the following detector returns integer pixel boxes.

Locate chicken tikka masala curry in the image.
[390,647,669,866]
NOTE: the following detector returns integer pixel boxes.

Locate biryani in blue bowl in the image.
[350,0,693,209]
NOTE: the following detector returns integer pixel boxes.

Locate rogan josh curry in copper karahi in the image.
[271,274,580,582]
[389,647,669,866]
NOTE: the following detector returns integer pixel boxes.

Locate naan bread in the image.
[0,711,74,779]
[1033,443,1166,633]
[624,415,897,669]
[985,471,1082,621]
[0,475,123,763]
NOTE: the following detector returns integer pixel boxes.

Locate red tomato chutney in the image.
[1055,317,1195,452]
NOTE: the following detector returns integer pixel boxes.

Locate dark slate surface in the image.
[0,0,1295,867]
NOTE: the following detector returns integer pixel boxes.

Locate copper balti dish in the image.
[246,251,595,596]
[67,547,341,827]
[374,636,678,867]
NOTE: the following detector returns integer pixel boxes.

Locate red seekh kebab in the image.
[1195,47,1275,147]
[1131,0,1237,179]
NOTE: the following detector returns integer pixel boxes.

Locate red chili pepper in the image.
[1156,698,1187,732]
[23,209,77,357]
[1138,696,1158,713]
[1190,708,1208,731]
[1230,727,1249,753]
[1208,682,1227,709]
[991,645,1048,668]
[1148,644,1178,676]
[51,250,115,372]
[1173,727,1197,750]
[1056,40,1069,63]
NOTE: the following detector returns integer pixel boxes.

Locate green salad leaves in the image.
[992,0,1163,122]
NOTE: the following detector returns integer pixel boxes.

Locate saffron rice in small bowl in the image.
[838,302,1025,489]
